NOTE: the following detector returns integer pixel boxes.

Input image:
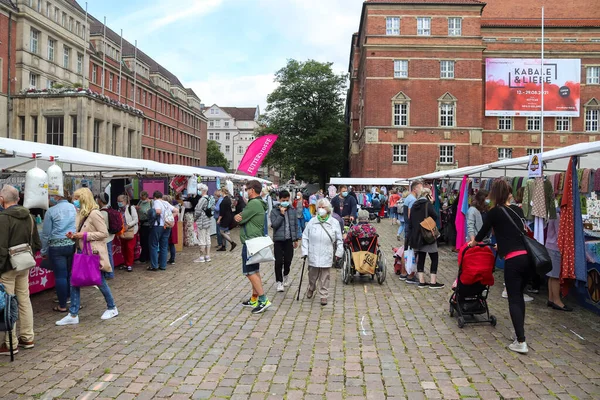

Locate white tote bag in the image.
[245,236,275,264]
[404,247,416,275]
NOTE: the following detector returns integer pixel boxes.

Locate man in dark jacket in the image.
[270,190,299,292]
[0,185,42,355]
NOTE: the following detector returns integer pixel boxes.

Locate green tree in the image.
[206,140,229,171]
[260,59,347,188]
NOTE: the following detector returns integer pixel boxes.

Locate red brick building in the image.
[347,0,600,178]
[0,0,17,138]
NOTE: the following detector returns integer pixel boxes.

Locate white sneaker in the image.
[502,289,508,298]
[283,276,290,287]
[205,256,211,262]
[56,314,79,326]
[508,340,529,354]
[523,294,534,302]
[101,308,119,320]
[276,282,284,292]
[194,257,205,263]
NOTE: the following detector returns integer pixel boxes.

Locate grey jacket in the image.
[270,207,299,242]
[467,206,489,242]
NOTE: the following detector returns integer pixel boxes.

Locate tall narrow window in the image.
[440,104,455,127]
[91,66,97,83]
[112,126,118,155]
[586,109,599,132]
[46,116,64,146]
[63,46,70,69]
[77,53,83,74]
[498,117,513,130]
[440,60,455,79]
[109,74,113,91]
[386,17,400,35]
[128,130,134,158]
[393,104,408,127]
[30,29,39,53]
[439,146,454,165]
[417,17,431,36]
[448,17,462,36]
[587,66,600,85]
[71,115,78,148]
[32,116,38,142]
[394,60,408,78]
[527,116,540,131]
[392,144,408,163]
[93,120,100,152]
[29,72,39,88]
[19,116,26,141]
[46,3,51,18]
[47,38,55,61]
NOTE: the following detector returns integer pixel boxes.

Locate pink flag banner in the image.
[237,134,278,176]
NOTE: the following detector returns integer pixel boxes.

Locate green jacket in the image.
[0,206,42,274]
[239,197,267,244]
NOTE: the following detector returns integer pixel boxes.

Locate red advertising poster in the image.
[485,58,581,117]
[30,252,55,295]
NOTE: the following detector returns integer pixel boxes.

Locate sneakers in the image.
[204,256,211,262]
[252,299,272,314]
[0,344,18,356]
[56,314,79,326]
[502,289,508,298]
[18,339,34,349]
[230,242,238,252]
[167,260,175,265]
[216,247,226,252]
[101,308,119,320]
[242,299,258,308]
[127,266,133,272]
[194,256,205,263]
[429,282,445,289]
[502,289,534,302]
[405,276,419,284]
[283,275,291,287]
[508,340,529,354]
[398,274,408,281]
[527,288,539,294]
[276,282,284,292]
[418,282,429,289]
[320,298,328,306]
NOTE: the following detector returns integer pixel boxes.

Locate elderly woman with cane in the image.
[300,198,343,306]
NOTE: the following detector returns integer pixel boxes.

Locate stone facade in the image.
[347,0,600,178]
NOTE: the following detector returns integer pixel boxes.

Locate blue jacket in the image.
[214,196,223,220]
[41,200,77,255]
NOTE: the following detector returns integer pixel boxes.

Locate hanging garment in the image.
[577,169,584,190]
[553,174,560,194]
[589,170,595,194]
[558,158,577,290]
[531,177,547,219]
[512,177,520,196]
[455,175,468,251]
[543,178,557,220]
[595,168,600,191]
[533,216,545,245]
[572,161,587,284]
[518,177,525,188]
[558,172,566,193]
[580,169,592,194]
[522,179,535,220]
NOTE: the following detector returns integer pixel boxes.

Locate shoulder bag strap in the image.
[319,222,335,245]
[500,207,525,237]
[29,215,35,246]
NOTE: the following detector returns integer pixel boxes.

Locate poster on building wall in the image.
[485,58,581,117]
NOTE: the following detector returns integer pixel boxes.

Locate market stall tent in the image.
[329,177,408,186]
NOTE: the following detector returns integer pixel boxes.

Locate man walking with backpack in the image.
[0,185,41,355]
[234,180,271,314]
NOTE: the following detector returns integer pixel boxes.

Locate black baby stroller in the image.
[449,244,497,328]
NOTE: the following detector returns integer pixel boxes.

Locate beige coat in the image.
[76,209,111,272]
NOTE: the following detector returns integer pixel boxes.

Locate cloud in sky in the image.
[88,0,364,110]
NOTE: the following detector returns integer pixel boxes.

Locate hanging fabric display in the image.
[455,175,468,251]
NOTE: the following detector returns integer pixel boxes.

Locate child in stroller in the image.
[449,243,497,328]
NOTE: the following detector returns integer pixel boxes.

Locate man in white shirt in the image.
[149,191,178,271]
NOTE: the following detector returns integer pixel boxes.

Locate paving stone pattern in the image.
[1,223,599,399]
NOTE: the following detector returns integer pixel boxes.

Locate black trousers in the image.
[139,224,151,262]
[504,254,530,343]
[416,251,439,274]
[274,240,294,283]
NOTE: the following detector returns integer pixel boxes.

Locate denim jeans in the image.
[69,275,115,316]
[216,222,223,247]
[105,241,115,279]
[297,218,306,237]
[151,226,171,270]
[48,245,74,309]
[169,243,176,263]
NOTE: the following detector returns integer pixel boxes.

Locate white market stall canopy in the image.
[411,141,600,181]
[329,177,408,186]
[0,138,228,178]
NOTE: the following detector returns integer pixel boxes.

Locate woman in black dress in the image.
[217,189,237,252]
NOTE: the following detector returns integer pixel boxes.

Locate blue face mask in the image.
[73,200,80,209]
[342,191,348,197]
[118,202,125,208]
[49,197,58,206]
[280,201,290,208]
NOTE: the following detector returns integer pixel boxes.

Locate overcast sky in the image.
[86,0,364,111]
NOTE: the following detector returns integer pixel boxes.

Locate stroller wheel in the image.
[490,315,497,327]
[457,317,466,329]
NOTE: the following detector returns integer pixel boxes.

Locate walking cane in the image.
[296,257,307,301]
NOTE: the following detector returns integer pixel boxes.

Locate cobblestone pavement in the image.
[1,222,600,400]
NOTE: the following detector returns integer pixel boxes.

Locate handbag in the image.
[501,207,552,275]
[303,207,312,223]
[244,222,275,264]
[8,216,36,272]
[119,206,136,240]
[71,233,102,287]
[420,216,440,245]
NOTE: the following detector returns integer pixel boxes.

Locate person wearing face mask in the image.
[293,191,309,236]
[270,190,299,292]
[331,185,358,222]
[301,198,344,306]
[466,190,490,244]
[94,193,115,280]
[40,189,77,313]
[117,194,138,272]
[400,181,422,283]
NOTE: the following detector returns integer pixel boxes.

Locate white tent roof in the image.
[329,177,406,186]
[0,138,227,178]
